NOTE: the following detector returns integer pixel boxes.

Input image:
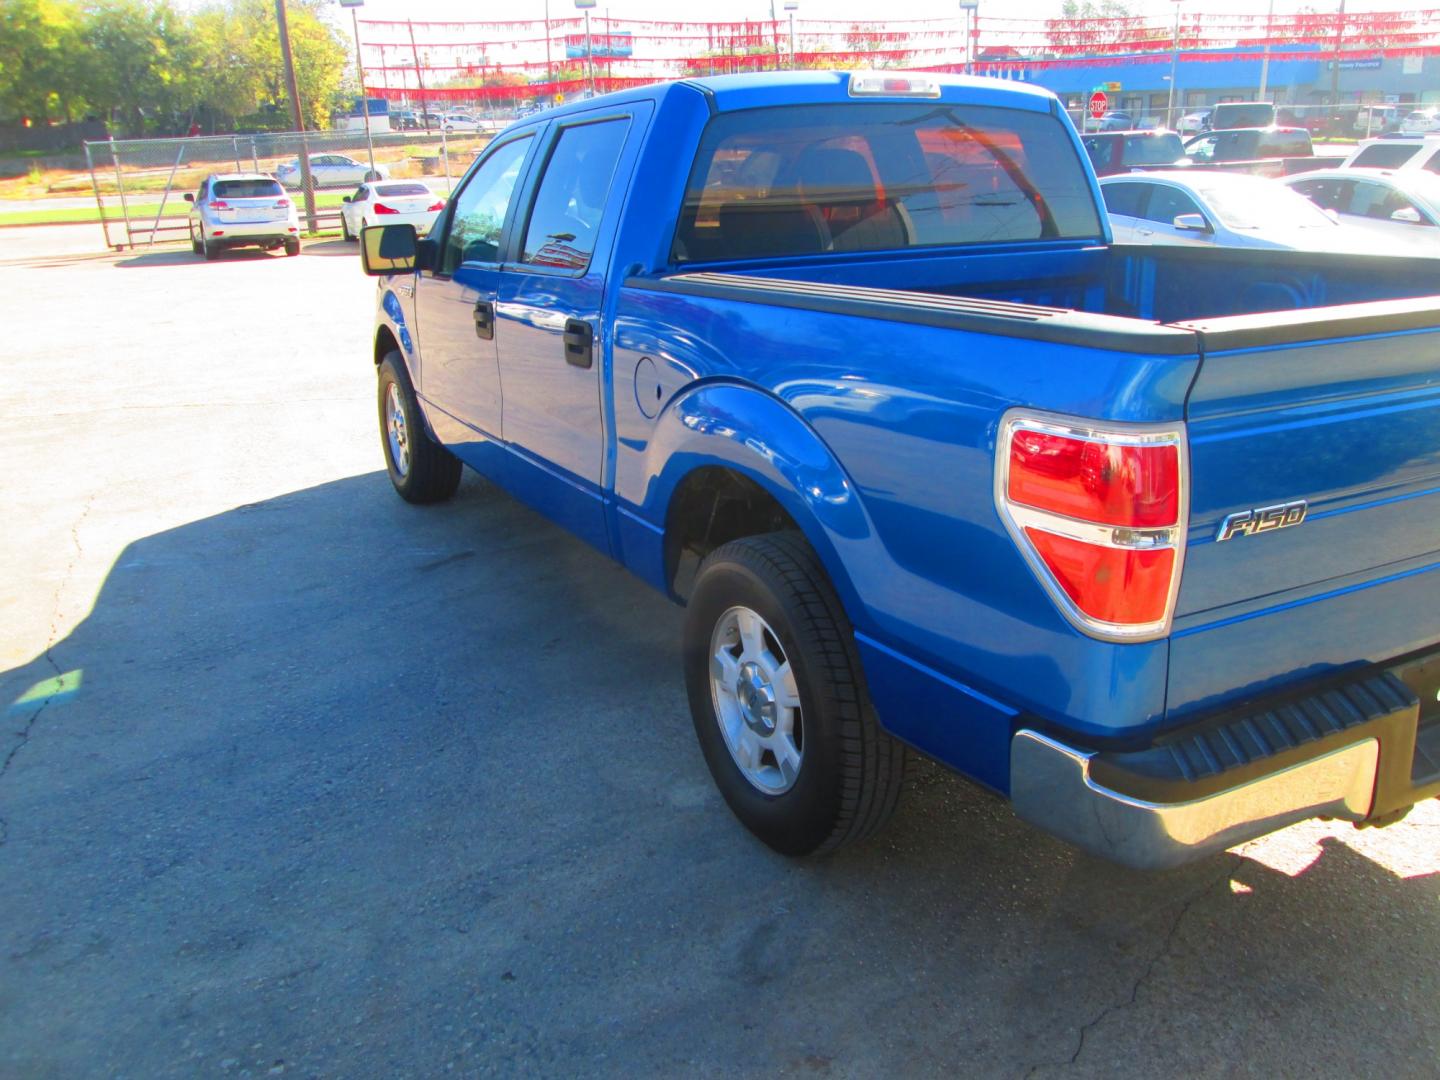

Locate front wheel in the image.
[377,351,462,503]
[684,532,906,856]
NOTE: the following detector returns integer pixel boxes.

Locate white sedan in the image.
[1099,170,1368,252]
[340,181,446,241]
[442,114,483,133]
[275,154,388,190]
[1283,168,1440,255]
[1400,108,1440,135]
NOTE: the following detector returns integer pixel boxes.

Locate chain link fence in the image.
[84,126,497,249]
[1062,100,1409,140]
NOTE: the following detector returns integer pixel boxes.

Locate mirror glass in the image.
[361,224,418,276]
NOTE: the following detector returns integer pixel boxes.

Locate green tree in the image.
[79,0,197,134]
[0,0,86,123]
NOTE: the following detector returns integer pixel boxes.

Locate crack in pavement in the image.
[0,491,96,848]
[1022,854,1244,1078]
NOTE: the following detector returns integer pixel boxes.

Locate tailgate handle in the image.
[473,300,494,340]
[563,319,593,368]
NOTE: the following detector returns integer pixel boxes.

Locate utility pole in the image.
[275,0,316,232]
[340,0,376,177]
[407,20,429,129]
[544,0,553,101]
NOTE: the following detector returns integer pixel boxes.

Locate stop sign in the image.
[1088,91,1108,119]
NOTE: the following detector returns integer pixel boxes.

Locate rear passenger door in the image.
[493,104,651,552]
[1099,180,1150,243]
[1134,183,1212,245]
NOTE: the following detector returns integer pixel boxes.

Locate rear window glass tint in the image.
[1101,182,1148,217]
[1352,144,1420,168]
[376,183,430,197]
[675,102,1102,263]
[214,179,283,198]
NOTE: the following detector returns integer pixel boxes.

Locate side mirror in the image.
[342,195,352,203]
[183,192,194,202]
[1391,206,1424,224]
[1173,213,1211,232]
[361,223,419,276]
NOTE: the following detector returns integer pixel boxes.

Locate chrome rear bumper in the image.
[1010,729,1378,870]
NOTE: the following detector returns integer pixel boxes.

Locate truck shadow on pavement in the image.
[1,470,1435,1076]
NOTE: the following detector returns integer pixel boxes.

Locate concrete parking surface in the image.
[3,224,1437,1078]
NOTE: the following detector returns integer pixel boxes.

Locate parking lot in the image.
[2,224,1438,1078]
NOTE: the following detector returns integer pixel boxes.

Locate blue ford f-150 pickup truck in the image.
[360,71,1440,868]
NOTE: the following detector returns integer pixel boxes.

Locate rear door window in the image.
[520,118,631,270]
[1289,177,1354,212]
[1101,181,1148,217]
[674,102,1102,263]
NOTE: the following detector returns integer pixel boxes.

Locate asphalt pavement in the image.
[2,225,1437,1079]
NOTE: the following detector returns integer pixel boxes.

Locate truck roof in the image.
[534,70,1060,125]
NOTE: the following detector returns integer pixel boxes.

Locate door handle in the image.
[562,319,593,369]
[473,299,494,340]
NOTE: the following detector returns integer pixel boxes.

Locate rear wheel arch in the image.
[649,385,875,624]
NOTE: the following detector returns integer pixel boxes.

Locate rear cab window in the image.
[374,183,432,198]
[673,102,1102,264]
[213,179,284,199]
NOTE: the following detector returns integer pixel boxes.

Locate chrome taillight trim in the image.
[994,408,1189,643]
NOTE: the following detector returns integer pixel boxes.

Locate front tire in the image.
[377,351,462,504]
[684,532,906,856]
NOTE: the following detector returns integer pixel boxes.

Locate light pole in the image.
[1257,0,1274,101]
[784,0,798,69]
[338,0,376,177]
[1165,0,1182,129]
[575,0,596,96]
[960,0,979,75]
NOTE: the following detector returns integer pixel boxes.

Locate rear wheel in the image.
[341,215,353,242]
[377,351,462,504]
[684,532,906,855]
[284,239,300,257]
[202,234,218,261]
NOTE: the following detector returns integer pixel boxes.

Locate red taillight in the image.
[1008,430,1178,528]
[998,414,1185,639]
[210,200,229,210]
[374,203,399,215]
[427,200,445,211]
[275,198,290,208]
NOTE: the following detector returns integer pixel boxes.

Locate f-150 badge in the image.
[1216,500,1308,542]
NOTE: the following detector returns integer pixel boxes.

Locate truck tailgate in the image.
[1168,299,1440,717]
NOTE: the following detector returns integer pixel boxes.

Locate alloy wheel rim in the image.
[385,382,410,477]
[709,605,803,795]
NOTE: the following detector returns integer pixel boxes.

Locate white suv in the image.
[185,174,301,260]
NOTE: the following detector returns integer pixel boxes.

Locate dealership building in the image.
[977,46,1438,120]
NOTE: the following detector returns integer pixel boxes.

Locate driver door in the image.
[411,132,538,468]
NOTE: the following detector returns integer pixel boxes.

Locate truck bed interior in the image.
[719,245,1440,327]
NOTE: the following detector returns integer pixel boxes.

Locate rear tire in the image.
[377,351,462,504]
[684,531,906,856]
[285,239,300,257]
[341,216,353,242]
[202,236,217,261]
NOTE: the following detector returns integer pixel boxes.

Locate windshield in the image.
[213,179,284,198]
[674,102,1102,263]
[1198,180,1335,230]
